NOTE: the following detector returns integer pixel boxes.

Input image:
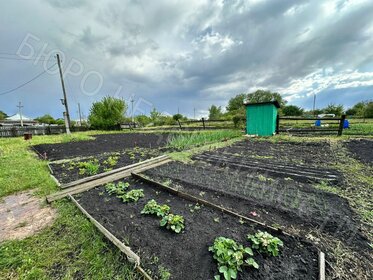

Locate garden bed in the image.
[33,133,172,161]
[74,178,319,280]
[49,148,161,184]
[143,161,368,252]
[345,139,373,165]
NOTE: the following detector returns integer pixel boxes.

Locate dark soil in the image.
[210,139,337,167]
[49,148,161,184]
[33,133,172,161]
[144,161,369,252]
[75,178,319,280]
[345,139,373,165]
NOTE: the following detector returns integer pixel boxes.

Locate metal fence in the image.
[0,126,88,138]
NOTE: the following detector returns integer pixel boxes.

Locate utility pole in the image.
[17,101,24,127]
[56,54,71,134]
[130,96,135,123]
[78,103,82,126]
[312,93,317,116]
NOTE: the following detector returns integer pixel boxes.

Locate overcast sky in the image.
[1,0,373,119]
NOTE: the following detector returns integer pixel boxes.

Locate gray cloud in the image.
[0,0,373,118]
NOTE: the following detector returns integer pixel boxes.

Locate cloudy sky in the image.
[1,0,373,119]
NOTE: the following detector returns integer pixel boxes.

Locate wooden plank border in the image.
[46,158,172,203]
[61,155,169,189]
[68,195,153,280]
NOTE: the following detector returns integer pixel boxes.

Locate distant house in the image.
[0,113,38,126]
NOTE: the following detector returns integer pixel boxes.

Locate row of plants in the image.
[105,181,144,203]
[141,199,185,233]
[209,231,283,280]
[104,183,185,234]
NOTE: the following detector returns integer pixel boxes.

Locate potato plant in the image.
[105,181,129,195]
[247,231,283,256]
[141,199,170,217]
[118,189,144,203]
[209,237,258,280]
[160,214,184,233]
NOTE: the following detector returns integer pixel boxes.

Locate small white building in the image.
[0,113,38,126]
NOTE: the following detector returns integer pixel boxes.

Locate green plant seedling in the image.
[141,199,170,217]
[118,189,144,203]
[247,231,283,256]
[78,160,100,175]
[160,214,185,233]
[209,237,258,280]
[105,181,130,195]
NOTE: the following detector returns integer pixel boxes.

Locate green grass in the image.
[167,129,242,150]
[0,133,94,198]
[0,131,144,279]
[0,201,140,280]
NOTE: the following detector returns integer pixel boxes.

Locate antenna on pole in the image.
[17,101,24,127]
[56,53,71,134]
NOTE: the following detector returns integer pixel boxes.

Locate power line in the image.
[0,56,54,61]
[0,63,57,96]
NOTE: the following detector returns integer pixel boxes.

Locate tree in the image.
[346,101,368,116]
[88,96,127,130]
[226,93,246,113]
[323,104,344,116]
[208,105,223,120]
[172,114,183,121]
[150,108,162,122]
[246,90,287,107]
[135,115,151,127]
[365,102,373,118]
[0,110,8,120]
[282,105,304,116]
[35,114,56,124]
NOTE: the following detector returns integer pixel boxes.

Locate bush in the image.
[88,96,127,130]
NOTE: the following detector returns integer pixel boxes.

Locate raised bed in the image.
[73,176,321,279]
[48,148,161,184]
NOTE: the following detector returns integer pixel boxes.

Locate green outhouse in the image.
[244,101,280,136]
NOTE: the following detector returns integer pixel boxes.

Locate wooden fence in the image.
[176,118,237,130]
[0,126,88,138]
[277,115,346,136]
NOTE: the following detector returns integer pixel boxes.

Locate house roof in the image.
[6,113,33,121]
[243,100,280,108]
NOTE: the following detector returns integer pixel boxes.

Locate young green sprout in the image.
[247,231,283,257]
[141,199,170,217]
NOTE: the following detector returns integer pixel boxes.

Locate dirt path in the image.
[0,191,56,241]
